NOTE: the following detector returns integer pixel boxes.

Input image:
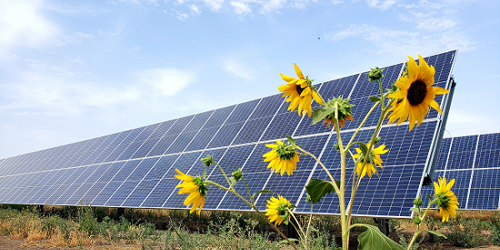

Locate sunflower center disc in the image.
[407,80,427,106]
[295,84,305,95]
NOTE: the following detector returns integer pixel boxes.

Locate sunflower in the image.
[434,176,459,222]
[387,55,449,131]
[353,143,388,178]
[175,169,207,215]
[263,140,299,176]
[278,63,323,117]
[265,195,293,226]
[323,114,354,129]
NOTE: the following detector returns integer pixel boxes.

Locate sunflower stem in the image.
[362,97,394,177]
[242,178,254,205]
[333,118,349,250]
[214,162,235,192]
[305,202,314,247]
[406,199,437,250]
[289,210,307,248]
[345,101,380,151]
[297,147,341,196]
[378,79,385,110]
[347,173,362,221]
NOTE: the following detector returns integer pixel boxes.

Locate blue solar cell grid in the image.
[420,133,500,211]
[0,50,460,217]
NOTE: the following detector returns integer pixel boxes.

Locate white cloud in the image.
[0,0,59,58]
[203,0,224,11]
[175,10,189,20]
[222,58,255,81]
[331,0,343,4]
[292,0,316,9]
[416,17,456,31]
[325,24,476,55]
[230,1,252,15]
[135,68,196,97]
[118,0,140,4]
[399,11,456,31]
[189,4,202,15]
[1,59,196,117]
[147,0,159,5]
[1,68,141,116]
[259,0,286,14]
[366,0,396,10]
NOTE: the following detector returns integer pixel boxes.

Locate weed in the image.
[446,217,487,248]
[492,211,500,246]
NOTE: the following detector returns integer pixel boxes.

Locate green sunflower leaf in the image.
[286,135,296,146]
[312,106,336,125]
[359,142,369,156]
[426,230,447,239]
[369,96,381,103]
[228,177,237,186]
[305,179,336,204]
[357,224,405,250]
[410,207,420,213]
[252,190,272,199]
[426,194,433,202]
[279,238,299,244]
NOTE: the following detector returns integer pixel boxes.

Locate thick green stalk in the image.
[332,119,349,250]
[347,174,362,223]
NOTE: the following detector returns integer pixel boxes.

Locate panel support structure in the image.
[373,218,390,236]
[117,207,125,218]
[37,205,44,214]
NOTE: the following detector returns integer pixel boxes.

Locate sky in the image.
[0,0,499,159]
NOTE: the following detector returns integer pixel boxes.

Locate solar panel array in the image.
[0,50,457,218]
[420,133,500,210]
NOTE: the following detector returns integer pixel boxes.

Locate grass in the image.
[0,204,498,249]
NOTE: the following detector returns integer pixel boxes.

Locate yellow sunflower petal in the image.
[280,73,296,82]
[294,63,305,79]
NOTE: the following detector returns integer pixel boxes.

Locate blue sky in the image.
[0,0,499,159]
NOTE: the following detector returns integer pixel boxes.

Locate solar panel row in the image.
[420,133,500,210]
[0,50,457,218]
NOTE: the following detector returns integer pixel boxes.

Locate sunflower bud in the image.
[201,155,214,167]
[413,197,423,207]
[368,67,384,81]
[413,217,422,225]
[317,97,355,130]
[232,168,243,182]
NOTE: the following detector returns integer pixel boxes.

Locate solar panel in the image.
[420,133,500,210]
[0,50,457,218]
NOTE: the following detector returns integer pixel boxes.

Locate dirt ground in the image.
[2,235,500,250]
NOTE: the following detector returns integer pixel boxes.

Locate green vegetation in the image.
[0,205,498,249]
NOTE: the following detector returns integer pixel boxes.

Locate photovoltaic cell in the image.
[420,133,500,211]
[0,50,462,217]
